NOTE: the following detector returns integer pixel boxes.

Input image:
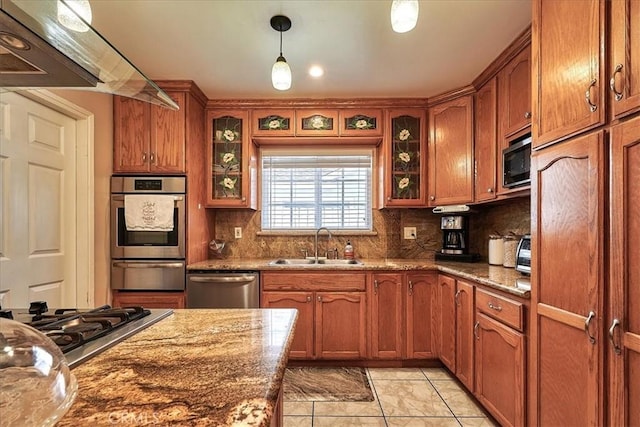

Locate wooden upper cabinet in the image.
[428,96,474,206]
[499,44,532,139]
[206,110,256,208]
[113,92,186,173]
[251,109,295,137]
[609,115,640,427]
[380,109,427,207]
[339,109,383,136]
[530,130,605,427]
[532,0,605,148]
[609,0,640,119]
[295,109,339,136]
[474,78,498,202]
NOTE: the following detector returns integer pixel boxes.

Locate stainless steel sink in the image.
[267,258,363,266]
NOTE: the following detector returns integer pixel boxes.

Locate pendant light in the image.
[270,15,292,91]
[57,0,93,33]
[390,0,419,33]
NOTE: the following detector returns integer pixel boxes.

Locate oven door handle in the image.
[111,195,184,202]
[188,276,257,284]
[112,262,185,268]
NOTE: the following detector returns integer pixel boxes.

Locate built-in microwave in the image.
[503,134,531,188]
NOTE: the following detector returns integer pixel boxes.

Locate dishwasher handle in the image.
[188,275,257,284]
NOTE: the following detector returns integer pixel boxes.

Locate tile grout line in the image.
[365,367,389,426]
[424,374,465,427]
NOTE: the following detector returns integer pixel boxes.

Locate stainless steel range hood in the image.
[0,0,178,110]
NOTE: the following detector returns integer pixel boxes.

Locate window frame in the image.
[258,146,377,235]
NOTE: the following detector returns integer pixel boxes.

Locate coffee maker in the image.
[435,215,479,262]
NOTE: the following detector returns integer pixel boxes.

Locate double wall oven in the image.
[111,176,186,291]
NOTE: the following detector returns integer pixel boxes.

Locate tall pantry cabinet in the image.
[530,0,640,426]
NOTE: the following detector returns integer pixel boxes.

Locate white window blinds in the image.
[261,149,373,231]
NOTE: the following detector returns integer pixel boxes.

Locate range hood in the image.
[0,0,178,110]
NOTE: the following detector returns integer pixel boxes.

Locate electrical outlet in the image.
[234,227,242,239]
[404,227,417,240]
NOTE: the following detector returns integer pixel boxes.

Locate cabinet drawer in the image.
[262,272,367,291]
[476,288,524,331]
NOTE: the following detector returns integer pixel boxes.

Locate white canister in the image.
[488,235,504,265]
[502,235,520,268]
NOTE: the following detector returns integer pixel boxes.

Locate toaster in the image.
[515,234,531,275]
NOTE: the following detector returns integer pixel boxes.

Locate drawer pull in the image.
[585,79,598,112]
[487,302,502,312]
[585,311,596,344]
[610,64,624,101]
[609,318,621,355]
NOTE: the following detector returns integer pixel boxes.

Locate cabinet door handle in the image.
[408,280,413,295]
[610,64,624,101]
[585,79,598,112]
[487,302,502,312]
[454,289,461,305]
[474,321,480,340]
[387,196,392,201]
[585,311,596,344]
[609,318,622,355]
[430,195,435,201]
[374,280,379,294]
[317,295,322,302]
[524,111,532,119]
[142,152,147,163]
[150,152,156,164]
[306,296,311,302]
[487,188,493,193]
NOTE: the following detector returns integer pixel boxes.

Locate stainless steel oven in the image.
[111,176,185,259]
[110,176,186,291]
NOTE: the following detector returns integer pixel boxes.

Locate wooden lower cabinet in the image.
[370,273,404,359]
[261,272,367,360]
[436,275,457,371]
[406,272,437,359]
[261,291,314,359]
[609,115,640,426]
[530,131,605,426]
[315,292,367,359]
[112,291,185,309]
[475,312,526,427]
[455,279,475,392]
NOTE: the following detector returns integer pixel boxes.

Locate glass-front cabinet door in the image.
[206,110,256,208]
[381,110,426,207]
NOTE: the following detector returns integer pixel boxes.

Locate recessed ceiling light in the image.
[308,65,324,78]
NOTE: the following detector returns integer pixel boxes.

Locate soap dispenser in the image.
[344,240,354,259]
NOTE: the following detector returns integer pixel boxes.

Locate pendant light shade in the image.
[270,15,292,91]
[390,0,419,33]
[57,0,92,33]
[272,55,292,91]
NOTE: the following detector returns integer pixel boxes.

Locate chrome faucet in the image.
[314,227,332,262]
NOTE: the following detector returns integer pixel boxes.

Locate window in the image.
[261,148,373,231]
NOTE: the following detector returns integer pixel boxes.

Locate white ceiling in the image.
[90,0,532,100]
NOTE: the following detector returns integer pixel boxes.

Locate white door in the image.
[0,92,77,308]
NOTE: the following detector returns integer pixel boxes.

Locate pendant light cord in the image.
[279,26,283,57]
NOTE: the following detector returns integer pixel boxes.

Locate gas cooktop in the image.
[0,302,173,368]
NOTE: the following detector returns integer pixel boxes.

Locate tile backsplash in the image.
[210,196,530,261]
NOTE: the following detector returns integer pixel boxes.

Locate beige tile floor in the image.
[283,367,498,427]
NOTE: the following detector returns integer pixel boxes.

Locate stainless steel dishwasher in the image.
[186,271,260,308]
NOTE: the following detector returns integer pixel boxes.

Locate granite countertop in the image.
[187,259,531,298]
[57,309,297,427]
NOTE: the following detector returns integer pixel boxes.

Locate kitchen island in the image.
[57,309,297,427]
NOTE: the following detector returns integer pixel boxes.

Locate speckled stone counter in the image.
[187,258,530,298]
[57,309,297,427]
